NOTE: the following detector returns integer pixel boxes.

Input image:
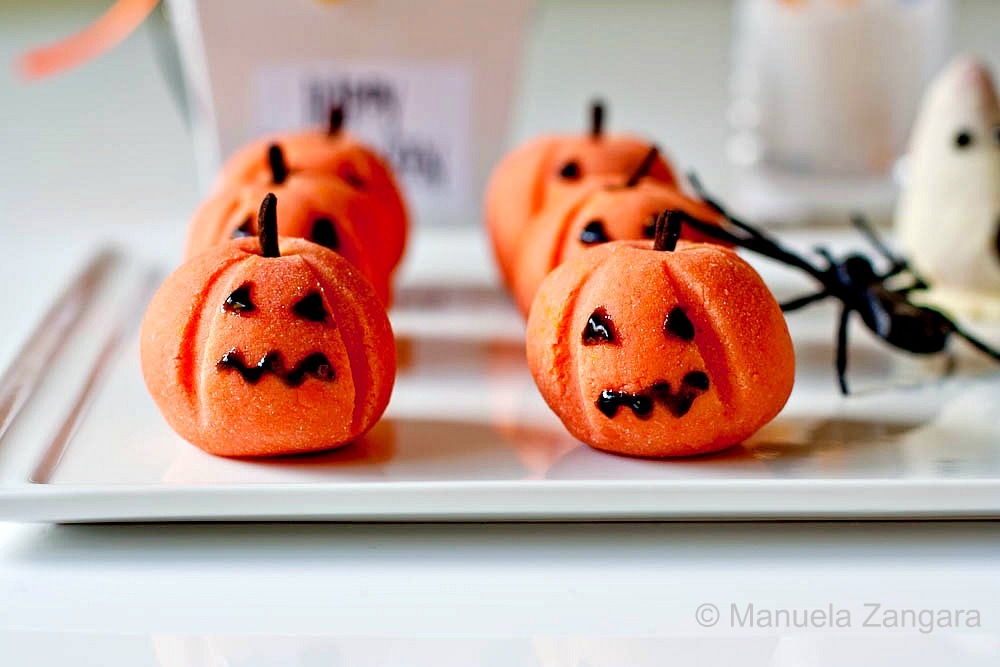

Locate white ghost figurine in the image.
[896,56,1000,319]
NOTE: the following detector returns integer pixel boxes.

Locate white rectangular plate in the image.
[1,231,999,522]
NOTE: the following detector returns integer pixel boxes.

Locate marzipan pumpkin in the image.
[186,144,390,304]
[511,151,726,315]
[485,101,677,287]
[217,107,408,275]
[142,193,396,457]
[526,211,795,458]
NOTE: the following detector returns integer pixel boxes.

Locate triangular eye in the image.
[580,219,610,245]
[312,218,339,251]
[293,292,328,322]
[559,160,581,180]
[224,283,255,314]
[232,216,254,238]
[664,306,695,341]
[582,307,618,345]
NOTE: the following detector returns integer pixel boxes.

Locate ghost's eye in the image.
[664,306,695,341]
[955,130,974,149]
[224,283,256,314]
[582,307,618,345]
[293,292,328,323]
[559,160,581,180]
[311,218,339,251]
[993,125,1000,146]
[580,219,610,245]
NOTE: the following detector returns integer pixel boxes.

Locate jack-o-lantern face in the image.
[511,166,728,315]
[526,213,794,458]
[485,101,677,287]
[187,145,392,303]
[142,194,395,457]
[216,107,408,274]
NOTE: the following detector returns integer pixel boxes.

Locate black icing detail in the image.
[293,292,328,323]
[596,372,710,419]
[268,144,289,184]
[342,168,366,190]
[223,284,255,314]
[955,130,973,149]
[311,218,339,251]
[232,217,254,238]
[580,219,609,245]
[642,215,657,239]
[559,160,581,180]
[217,349,334,387]
[582,307,617,345]
[597,390,653,419]
[284,353,335,387]
[682,370,710,392]
[664,307,695,341]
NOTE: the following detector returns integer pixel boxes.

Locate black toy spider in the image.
[674,174,1000,394]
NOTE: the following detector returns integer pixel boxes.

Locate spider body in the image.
[676,175,1000,394]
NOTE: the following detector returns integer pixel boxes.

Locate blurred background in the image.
[0,0,998,230]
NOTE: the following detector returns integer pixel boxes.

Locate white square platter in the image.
[0,229,997,522]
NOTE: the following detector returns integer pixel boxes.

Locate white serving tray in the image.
[0,230,998,522]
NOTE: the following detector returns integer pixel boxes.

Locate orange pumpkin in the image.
[186,144,390,304]
[141,194,396,457]
[511,159,727,315]
[217,107,408,274]
[526,212,794,458]
[485,101,677,287]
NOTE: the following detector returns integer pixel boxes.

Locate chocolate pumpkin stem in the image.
[258,193,281,258]
[268,144,288,185]
[625,145,659,187]
[653,210,682,252]
[590,99,605,138]
[328,105,345,136]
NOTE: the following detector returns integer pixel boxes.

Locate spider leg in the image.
[814,247,836,266]
[950,323,1000,363]
[849,213,931,284]
[944,349,958,377]
[678,211,830,286]
[781,290,831,312]
[836,307,852,395]
[685,172,833,286]
[896,279,929,295]
[688,173,773,242]
[673,211,751,247]
[849,213,900,264]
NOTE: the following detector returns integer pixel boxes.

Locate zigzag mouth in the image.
[596,371,710,420]
[217,349,335,387]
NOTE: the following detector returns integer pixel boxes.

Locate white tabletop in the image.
[1,520,999,666]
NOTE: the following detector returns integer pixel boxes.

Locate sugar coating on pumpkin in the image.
[141,236,395,457]
[485,133,677,288]
[186,174,391,304]
[217,129,408,274]
[526,240,795,458]
[511,179,728,315]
